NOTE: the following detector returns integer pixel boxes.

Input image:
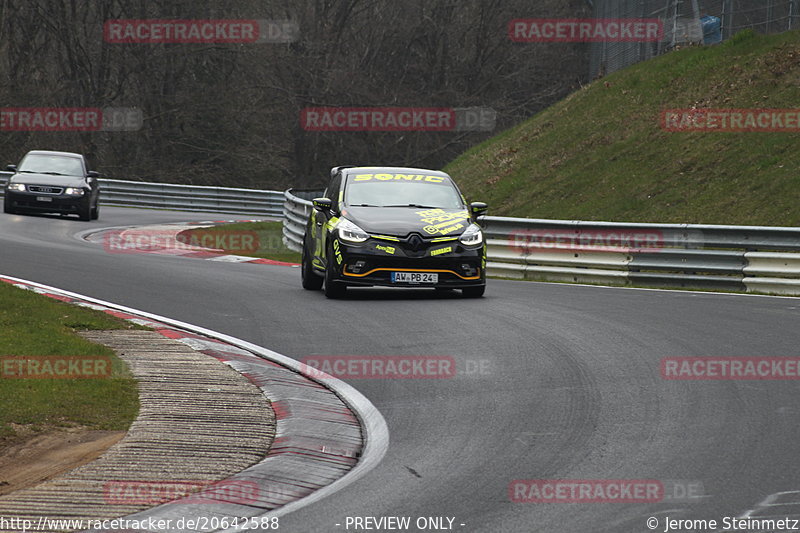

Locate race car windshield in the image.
[18,155,84,177]
[345,173,463,209]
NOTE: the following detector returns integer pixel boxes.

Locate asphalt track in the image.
[2,206,799,533]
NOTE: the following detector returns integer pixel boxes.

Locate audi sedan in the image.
[302,165,487,298]
[3,150,100,221]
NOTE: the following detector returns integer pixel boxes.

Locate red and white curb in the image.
[82,220,300,266]
[0,275,388,532]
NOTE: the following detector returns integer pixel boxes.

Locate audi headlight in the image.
[459,223,483,246]
[7,183,25,192]
[64,187,85,196]
[338,218,369,243]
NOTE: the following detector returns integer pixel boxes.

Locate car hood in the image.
[341,206,472,239]
[8,173,87,188]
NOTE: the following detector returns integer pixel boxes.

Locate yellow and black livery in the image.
[301,166,487,298]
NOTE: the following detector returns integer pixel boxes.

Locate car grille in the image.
[28,185,64,194]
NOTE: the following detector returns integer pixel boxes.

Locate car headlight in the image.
[64,187,85,196]
[459,223,483,246]
[7,183,25,192]
[338,218,369,243]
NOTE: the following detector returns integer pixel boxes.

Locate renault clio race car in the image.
[301,166,488,298]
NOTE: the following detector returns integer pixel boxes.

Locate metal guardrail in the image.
[0,173,283,217]
[283,188,324,252]
[282,188,800,296]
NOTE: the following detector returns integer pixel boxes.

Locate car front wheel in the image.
[462,285,485,298]
[324,245,347,299]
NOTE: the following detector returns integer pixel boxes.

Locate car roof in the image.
[24,150,84,159]
[342,166,450,178]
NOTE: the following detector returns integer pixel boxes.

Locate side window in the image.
[327,174,342,212]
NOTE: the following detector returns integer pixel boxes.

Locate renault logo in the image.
[407,234,423,251]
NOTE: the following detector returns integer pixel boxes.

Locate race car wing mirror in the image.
[469,201,488,217]
[313,197,333,212]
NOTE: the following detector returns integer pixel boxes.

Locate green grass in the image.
[178,221,301,263]
[446,29,800,226]
[0,282,140,447]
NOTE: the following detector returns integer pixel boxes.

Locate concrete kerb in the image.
[0,275,389,532]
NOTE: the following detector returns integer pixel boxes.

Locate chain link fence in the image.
[589,0,800,77]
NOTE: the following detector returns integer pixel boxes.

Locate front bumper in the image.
[331,238,486,288]
[5,190,88,214]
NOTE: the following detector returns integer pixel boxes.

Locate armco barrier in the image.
[283,188,324,252]
[282,188,800,296]
[0,172,283,217]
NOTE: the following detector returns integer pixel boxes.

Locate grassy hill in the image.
[446,30,800,226]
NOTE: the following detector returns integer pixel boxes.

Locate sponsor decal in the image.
[376,244,396,254]
[416,209,470,236]
[333,239,343,264]
[353,173,445,183]
[430,246,452,256]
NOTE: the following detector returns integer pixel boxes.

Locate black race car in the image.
[3,150,100,221]
[302,166,488,298]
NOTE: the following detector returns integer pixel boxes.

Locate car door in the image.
[311,172,342,268]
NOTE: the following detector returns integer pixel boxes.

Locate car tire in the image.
[461,285,485,298]
[301,239,323,290]
[324,245,347,299]
[3,198,16,215]
[90,200,99,220]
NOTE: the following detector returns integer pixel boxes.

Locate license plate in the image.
[36,196,53,202]
[391,272,438,284]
